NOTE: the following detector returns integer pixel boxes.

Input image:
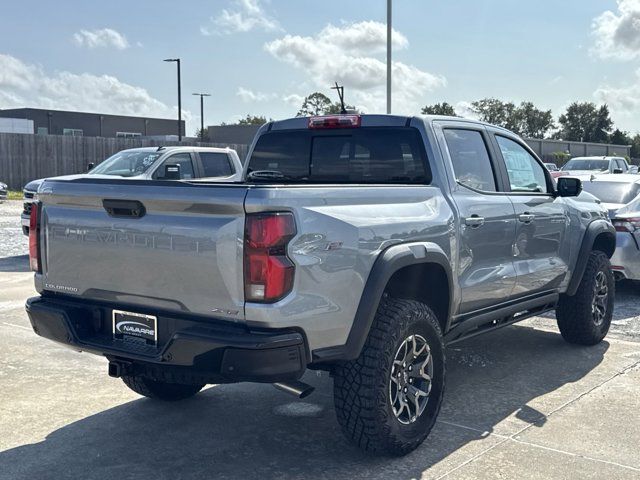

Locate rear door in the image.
[490,132,569,296]
[437,123,517,314]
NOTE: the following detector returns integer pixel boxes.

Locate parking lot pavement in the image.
[1,202,640,479]
[0,200,27,259]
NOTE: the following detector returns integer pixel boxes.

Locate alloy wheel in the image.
[389,334,433,425]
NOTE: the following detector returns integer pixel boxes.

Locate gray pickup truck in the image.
[26,114,616,455]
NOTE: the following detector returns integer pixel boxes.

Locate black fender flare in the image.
[566,219,615,296]
[312,242,454,363]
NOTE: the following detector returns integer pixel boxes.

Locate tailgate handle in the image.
[102,199,146,218]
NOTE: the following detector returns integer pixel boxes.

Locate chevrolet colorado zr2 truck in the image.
[26,114,616,455]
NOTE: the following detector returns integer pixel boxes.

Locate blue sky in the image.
[2,0,640,135]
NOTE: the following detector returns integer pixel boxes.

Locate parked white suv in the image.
[22,146,242,234]
[560,156,633,176]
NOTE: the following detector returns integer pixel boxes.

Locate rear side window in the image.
[200,152,233,177]
[444,129,497,192]
[248,128,429,184]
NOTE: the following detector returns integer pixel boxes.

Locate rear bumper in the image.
[610,232,640,281]
[26,296,308,384]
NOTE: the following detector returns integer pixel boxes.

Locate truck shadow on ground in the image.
[0,325,608,480]
[0,255,29,272]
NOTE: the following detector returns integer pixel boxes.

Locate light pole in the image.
[387,0,392,114]
[192,93,211,142]
[164,58,182,141]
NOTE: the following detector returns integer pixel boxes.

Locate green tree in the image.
[194,128,210,142]
[297,92,357,116]
[236,114,270,125]
[609,128,631,146]
[556,102,613,143]
[421,102,457,116]
[630,134,640,159]
[470,98,519,131]
[470,98,554,138]
[297,93,333,116]
[514,102,555,138]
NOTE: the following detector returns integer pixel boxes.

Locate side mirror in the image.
[613,168,623,174]
[161,164,181,180]
[557,177,582,197]
[87,162,95,172]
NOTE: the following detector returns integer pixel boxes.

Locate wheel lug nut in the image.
[403,387,408,393]
[408,366,412,371]
[409,378,413,384]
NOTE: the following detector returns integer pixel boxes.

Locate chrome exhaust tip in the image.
[273,381,315,399]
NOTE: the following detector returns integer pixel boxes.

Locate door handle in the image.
[465,215,485,228]
[518,213,535,224]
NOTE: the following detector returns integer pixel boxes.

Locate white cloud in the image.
[283,93,305,107]
[73,28,130,50]
[236,87,277,102]
[453,101,479,120]
[201,0,280,35]
[592,0,640,60]
[594,69,640,129]
[0,54,190,123]
[264,21,445,114]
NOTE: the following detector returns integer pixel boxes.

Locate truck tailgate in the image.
[38,179,248,321]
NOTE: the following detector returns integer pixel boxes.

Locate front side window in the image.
[154,153,195,180]
[496,136,548,193]
[200,152,233,177]
[444,129,497,192]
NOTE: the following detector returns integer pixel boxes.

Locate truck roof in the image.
[267,114,513,135]
[123,146,234,154]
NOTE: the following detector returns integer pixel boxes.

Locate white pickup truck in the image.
[21,146,243,234]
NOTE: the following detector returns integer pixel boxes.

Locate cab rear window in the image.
[248,127,430,184]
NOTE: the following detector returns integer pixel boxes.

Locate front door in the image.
[491,134,569,296]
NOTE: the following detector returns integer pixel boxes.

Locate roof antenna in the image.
[331,82,347,114]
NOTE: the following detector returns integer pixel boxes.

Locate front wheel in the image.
[556,250,614,345]
[121,375,205,401]
[333,298,445,455]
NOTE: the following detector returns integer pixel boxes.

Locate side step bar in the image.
[445,292,559,345]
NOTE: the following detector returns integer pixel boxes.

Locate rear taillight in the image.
[29,202,41,272]
[244,213,296,302]
[308,115,361,129]
[612,217,640,232]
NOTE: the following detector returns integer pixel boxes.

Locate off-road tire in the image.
[121,375,204,401]
[556,250,614,345]
[333,297,445,456]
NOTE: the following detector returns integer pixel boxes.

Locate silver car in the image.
[579,174,640,280]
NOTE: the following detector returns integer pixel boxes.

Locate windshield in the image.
[561,159,609,171]
[581,181,640,205]
[90,151,162,177]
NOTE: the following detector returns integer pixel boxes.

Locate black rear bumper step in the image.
[25,296,307,384]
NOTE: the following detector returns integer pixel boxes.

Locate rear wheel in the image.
[121,375,204,401]
[333,298,445,455]
[556,250,614,345]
